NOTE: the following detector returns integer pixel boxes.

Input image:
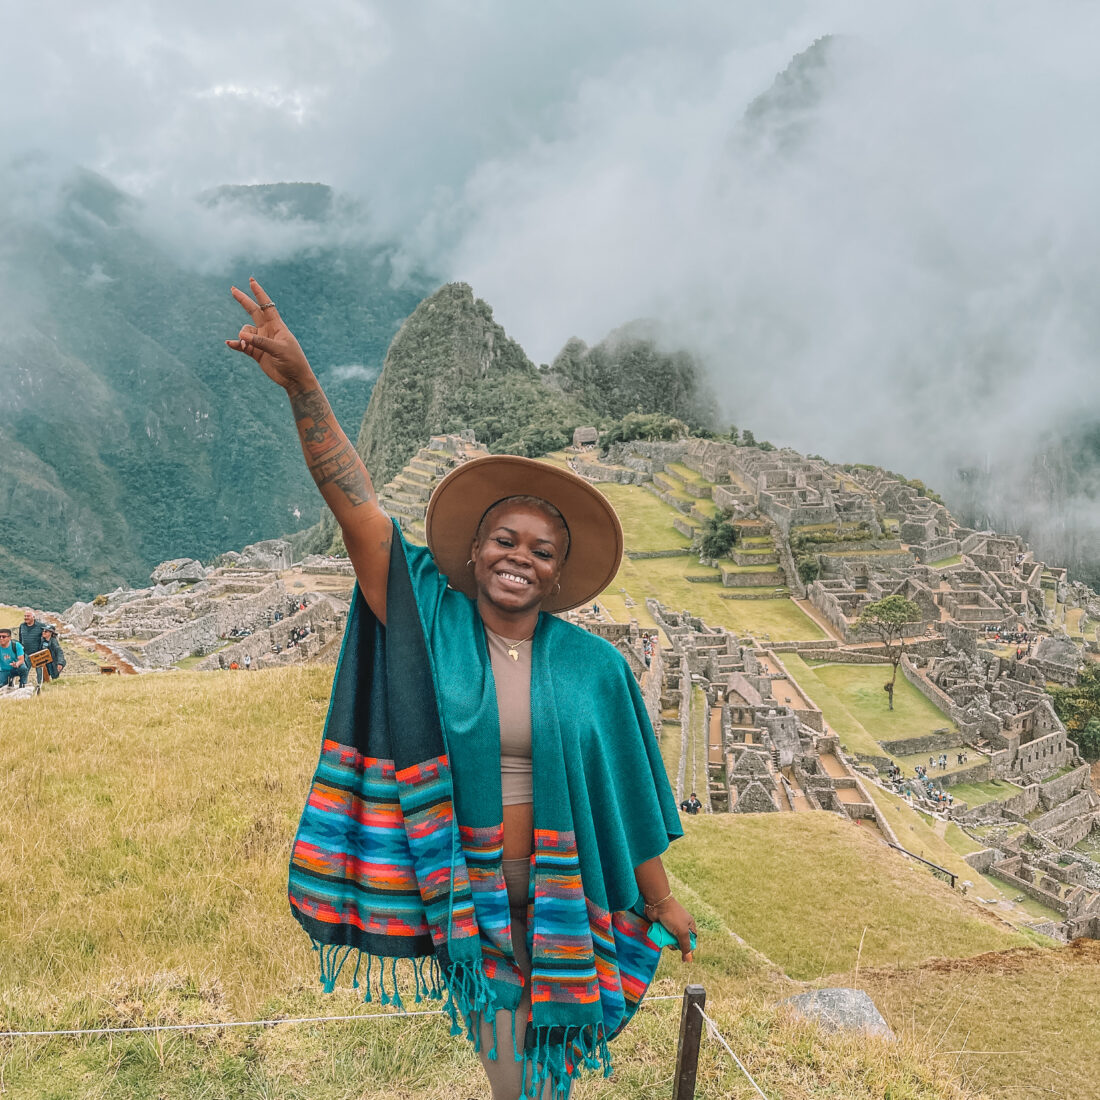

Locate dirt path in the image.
[819,753,848,780]
[709,706,724,764]
[46,615,140,675]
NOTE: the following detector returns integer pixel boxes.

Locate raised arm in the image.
[226,277,393,622]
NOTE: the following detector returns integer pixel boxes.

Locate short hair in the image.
[0,629,10,636]
[476,495,571,558]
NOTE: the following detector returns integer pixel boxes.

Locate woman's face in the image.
[470,502,567,617]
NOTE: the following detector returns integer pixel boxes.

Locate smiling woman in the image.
[225,280,694,1100]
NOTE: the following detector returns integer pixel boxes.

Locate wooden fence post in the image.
[673,984,707,1100]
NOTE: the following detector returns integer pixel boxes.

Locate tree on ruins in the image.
[699,508,738,560]
[1049,665,1100,759]
[855,594,923,710]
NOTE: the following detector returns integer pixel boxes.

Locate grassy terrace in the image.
[806,661,958,744]
[1,669,1025,1100]
[593,482,693,552]
[666,461,711,487]
[950,779,1020,807]
[666,814,1028,981]
[928,555,963,568]
[611,556,821,639]
[583,481,825,641]
[780,655,890,760]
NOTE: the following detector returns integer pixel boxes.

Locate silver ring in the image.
[260,301,277,310]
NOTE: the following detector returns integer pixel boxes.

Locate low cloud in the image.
[4,1,1100,564]
[327,363,380,384]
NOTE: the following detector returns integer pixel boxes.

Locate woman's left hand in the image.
[650,897,697,962]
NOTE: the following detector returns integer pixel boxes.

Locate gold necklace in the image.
[487,626,534,661]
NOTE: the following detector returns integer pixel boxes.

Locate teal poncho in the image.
[289,524,682,1097]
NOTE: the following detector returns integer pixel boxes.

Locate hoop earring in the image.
[466,559,474,568]
[554,583,561,593]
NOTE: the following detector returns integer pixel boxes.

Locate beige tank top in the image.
[484,626,533,806]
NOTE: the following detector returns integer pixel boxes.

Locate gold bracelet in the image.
[644,891,673,913]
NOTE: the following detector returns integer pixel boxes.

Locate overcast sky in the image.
[4,0,1100,510]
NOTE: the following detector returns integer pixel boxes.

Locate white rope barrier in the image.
[0,994,683,1041]
[694,1002,770,1100]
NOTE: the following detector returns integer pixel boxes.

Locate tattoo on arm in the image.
[291,388,375,507]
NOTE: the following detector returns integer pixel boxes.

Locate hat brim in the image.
[424,455,623,613]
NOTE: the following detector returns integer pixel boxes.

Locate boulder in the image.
[151,558,208,585]
[63,601,95,632]
[238,539,293,571]
[783,988,894,1038]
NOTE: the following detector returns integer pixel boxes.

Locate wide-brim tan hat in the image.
[425,455,623,613]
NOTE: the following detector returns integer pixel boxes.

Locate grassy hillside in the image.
[2,670,1097,1097]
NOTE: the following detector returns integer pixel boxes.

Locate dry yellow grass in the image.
[0,669,1072,1098]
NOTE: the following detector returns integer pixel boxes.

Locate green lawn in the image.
[666,462,711,487]
[893,750,987,779]
[607,555,825,641]
[927,555,963,568]
[781,655,888,759]
[980,873,1064,922]
[808,663,957,744]
[664,814,1029,981]
[592,481,693,553]
[949,779,1017,808]
[594,588,660,630]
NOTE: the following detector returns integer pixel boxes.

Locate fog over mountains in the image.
[3,4,1100,601]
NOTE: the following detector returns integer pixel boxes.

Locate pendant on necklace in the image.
[508,646,519,661]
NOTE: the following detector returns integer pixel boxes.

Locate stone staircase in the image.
[378,434,489,542]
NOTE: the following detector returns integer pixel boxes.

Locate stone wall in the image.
[720,567,785,588]
[963,848,998,874]
[1031,790,1096,835]
[881,733,964,756]
[138,580,287,666]
[900,656,977,737]
[989,863,1068,916]
[1037,764,1091,809]
[775,527,809,599]
[573,460,645,485]
[712,485,748,511]
[197,597,346,669]
[941,760,994,787]
[787,648,889,665]
[1046,813,1097,850]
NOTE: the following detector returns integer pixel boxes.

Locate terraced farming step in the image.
[720,564,786,587]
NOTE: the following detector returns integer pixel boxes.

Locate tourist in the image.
[680,792,703,815]
[0,628,28,688]
[40,626,66,680]
[227,279,693,1100]
[244,654,252,670]
[18,610,46,686]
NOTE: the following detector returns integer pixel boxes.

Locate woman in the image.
[227,279,695,1099]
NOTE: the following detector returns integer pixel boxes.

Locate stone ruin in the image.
[61,538,348,671]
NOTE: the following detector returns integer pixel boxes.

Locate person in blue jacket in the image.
[0,628,28,688]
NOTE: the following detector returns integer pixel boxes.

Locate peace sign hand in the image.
[226,277,314,392]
